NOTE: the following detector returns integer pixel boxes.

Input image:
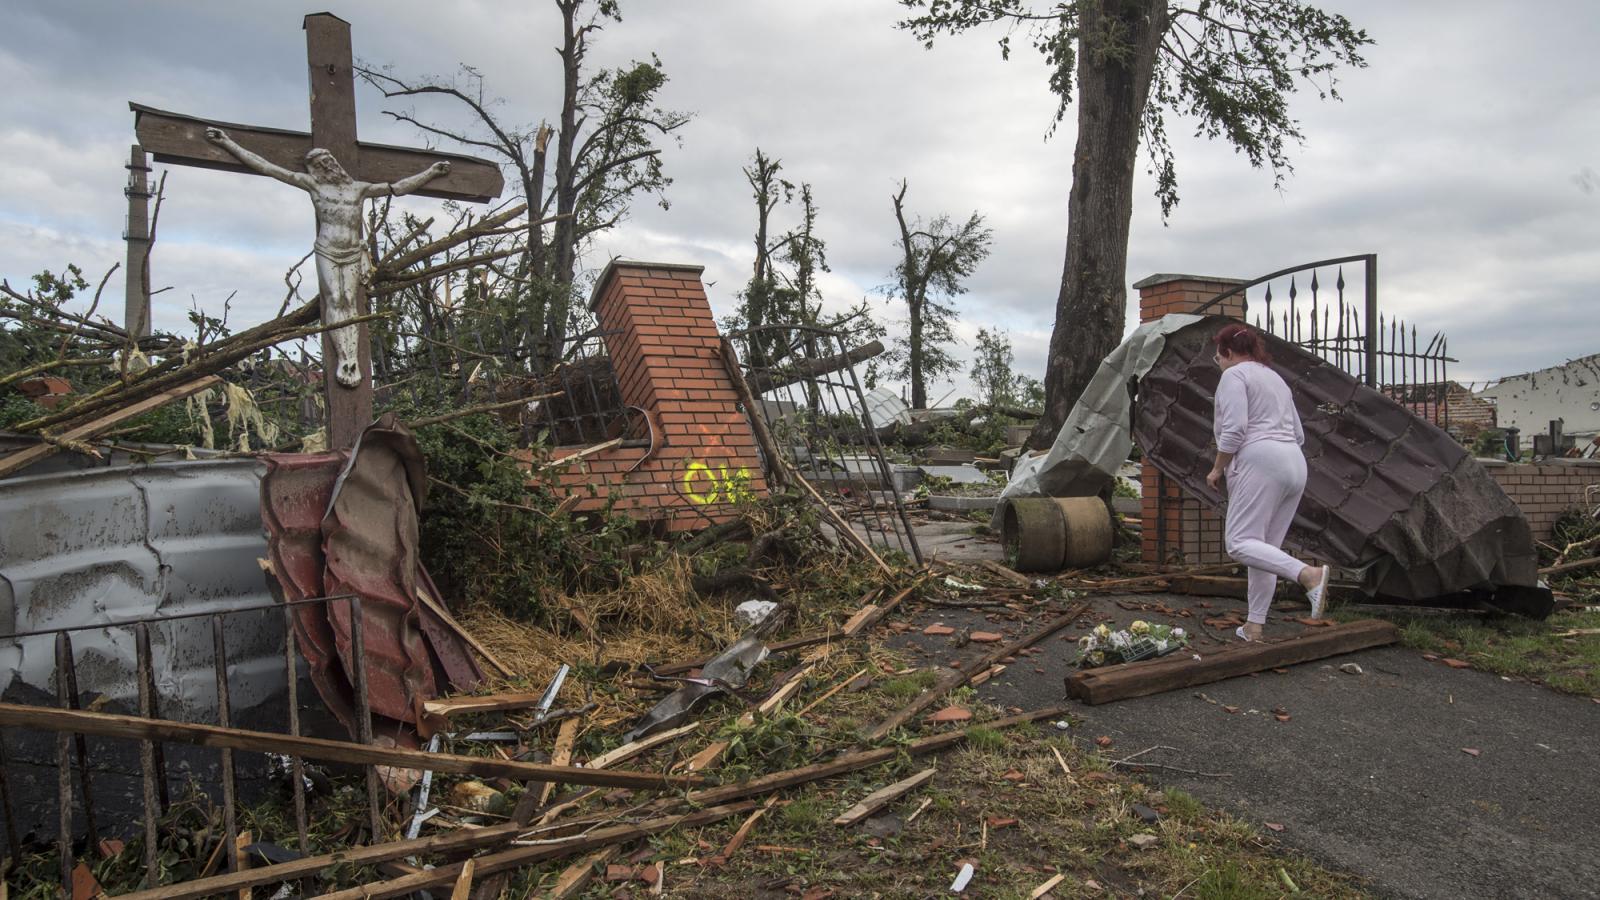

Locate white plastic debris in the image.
[1053,720,1071,731]
[950,862,975,893]
[734,599,780,629]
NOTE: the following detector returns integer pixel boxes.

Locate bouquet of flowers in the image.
[1074,620,1189,668]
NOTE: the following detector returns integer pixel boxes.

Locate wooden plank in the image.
[718,337,787,489]
[547,847,619,899]
[584,722,699,771]
[797,667,868,718]
[129,105,504,202]
[114,705,1070,900]
[679,660,820,774]
[448,859,475,900]
[977,559,1032,589]
[0,703,704,791]
[710,795,779,865]
[0,376,219,478]
[421,692,551,719]
[1064,619,1399,705]
[416,588,514,678]
[310,803,756,900]
[538,718,581,807]
[303,14,370,451]
[862,601,1090,741]
[687,704,1070,809]
[832,766,936,826]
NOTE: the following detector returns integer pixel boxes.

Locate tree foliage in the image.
[886,180,992,409]
[900,0,1370,215]
[898,0,1370,447]
[729,149,881,369]
[359,0,690,362]
[970,327,1043,410]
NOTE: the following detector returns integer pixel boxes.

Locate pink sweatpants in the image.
[1224,440,1308,624]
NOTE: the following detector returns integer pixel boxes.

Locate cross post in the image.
[129,12,504,449]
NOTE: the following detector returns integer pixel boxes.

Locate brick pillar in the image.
[545,261,767,531]
[1132,273,1247,564]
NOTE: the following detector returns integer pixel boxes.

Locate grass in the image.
[661,724,1368,899]
[1337,587,1600,697]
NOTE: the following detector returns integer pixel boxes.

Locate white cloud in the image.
[1,0,1596,403]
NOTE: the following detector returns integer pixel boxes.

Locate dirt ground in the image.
[881,579,1600,900]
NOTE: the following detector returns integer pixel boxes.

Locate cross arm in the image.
[130,103,506,203]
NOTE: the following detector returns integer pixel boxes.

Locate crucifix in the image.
[130,13,504,450]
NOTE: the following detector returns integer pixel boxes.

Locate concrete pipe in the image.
[1051,496,1114,568]
[999,496,1113,573]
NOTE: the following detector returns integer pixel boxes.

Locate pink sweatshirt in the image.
[1213,361,1303,453]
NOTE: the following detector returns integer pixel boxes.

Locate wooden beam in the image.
[420,692,551,719]
[129,104,504,203]
[547,847,619,899]
[0,703,704,791]
[718,337,787,489]
[111,706,1069,900]
[832,766,936,826]
[0,376,219,479]
[1064,619,1399,705]
[686,705,1071,809]
[415,588,514,678]
[862,601,1090,741]
[310,803,756,900]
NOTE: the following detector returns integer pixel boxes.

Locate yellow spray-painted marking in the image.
[680,459,752,505]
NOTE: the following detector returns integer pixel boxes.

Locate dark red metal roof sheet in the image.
[1135,316,1543,610]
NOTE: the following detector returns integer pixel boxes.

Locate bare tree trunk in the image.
[1027,0,1168,450]
[545,0,585,363]
[891,180,929,409]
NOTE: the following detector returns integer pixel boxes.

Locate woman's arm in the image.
[1209,369,1248,491]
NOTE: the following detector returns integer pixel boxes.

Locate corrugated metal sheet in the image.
[0,458,285,719]
[0,459,296,839]
[1135,316,1543,606]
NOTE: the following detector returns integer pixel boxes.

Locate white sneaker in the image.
[1305,565,1332,619]
[1235,626,1255,643]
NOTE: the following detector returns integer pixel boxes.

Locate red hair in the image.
[1212,323,1272,363]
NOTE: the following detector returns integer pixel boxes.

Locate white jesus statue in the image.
[205,127,449,387]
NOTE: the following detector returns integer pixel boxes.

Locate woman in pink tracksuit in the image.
[1205,323,1331,641]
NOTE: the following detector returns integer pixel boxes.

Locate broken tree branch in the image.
[0,375,220,479]
[745,340,885,395]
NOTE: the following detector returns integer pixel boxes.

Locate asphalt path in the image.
[888,595,1600,900]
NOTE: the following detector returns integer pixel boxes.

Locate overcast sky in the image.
[3,1,1596,398]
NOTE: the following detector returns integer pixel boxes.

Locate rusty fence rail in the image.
[0,594,376,893]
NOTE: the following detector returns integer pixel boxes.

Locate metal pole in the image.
[282,604,311,854]
[1363,255,1378,388]
[135,622,161,887]
[54,633,74,892]
[348,596,384,840]
[212,616,239,874]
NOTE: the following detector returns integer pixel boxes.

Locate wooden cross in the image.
[129,13,504,450]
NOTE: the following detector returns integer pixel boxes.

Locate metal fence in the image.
[731,324,923,564]
[0,595,371,892]
[1193,253,1457,432]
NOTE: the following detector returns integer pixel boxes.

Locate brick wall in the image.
[543,261,767,531]
[1134,273,1245,565]
[1482,459,1600,541]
